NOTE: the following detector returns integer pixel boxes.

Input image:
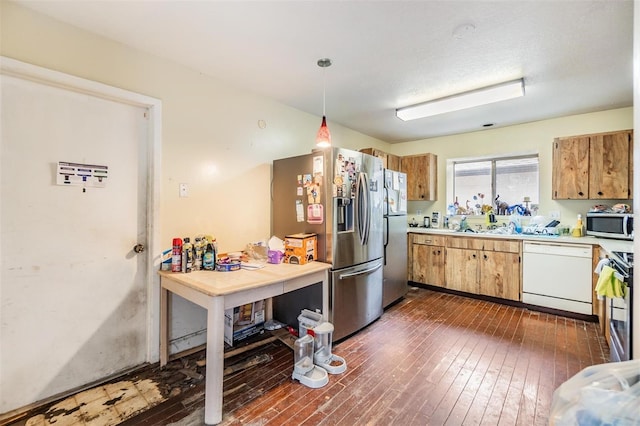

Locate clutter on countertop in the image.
[267,235,285,264]
[571,214,584,237]
[283,233,317,265]
[162,234,283,273]
[166,235,218,273]
[161,233,321,273]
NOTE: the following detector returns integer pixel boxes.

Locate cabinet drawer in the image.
[447,236,484,250]
[411,234,445,246]
[482,239,521,253]
[447,236,520,253]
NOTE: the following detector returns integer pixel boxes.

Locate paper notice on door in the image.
[400,191,407,212]
[393,172,400,190]
[296,200,304,222]
[313,156,323,176]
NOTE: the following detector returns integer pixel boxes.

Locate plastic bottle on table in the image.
[182,237,193,273]
[171,238,182,272]
[194,237,203,270]
[203,242,216,270]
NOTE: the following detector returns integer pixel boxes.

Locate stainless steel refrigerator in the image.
[271,147,384,341]
[383,169,408,307]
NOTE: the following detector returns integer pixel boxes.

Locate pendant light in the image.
[316,58,332,148]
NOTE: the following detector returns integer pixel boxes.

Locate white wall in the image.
[0,1,390,384]
[0,1,389,253]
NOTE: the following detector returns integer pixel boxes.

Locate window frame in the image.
[446,152,539,215]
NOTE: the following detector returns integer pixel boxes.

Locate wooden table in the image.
[158,262,331,425]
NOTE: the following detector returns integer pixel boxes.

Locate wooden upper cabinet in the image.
[552,130,633,200]
[589,132,631,199]
[387,154,401,171]
[359,148,401,171]
[552,136,590,199]
[400,153,438,201]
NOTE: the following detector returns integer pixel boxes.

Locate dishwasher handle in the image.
[523,241,592,257]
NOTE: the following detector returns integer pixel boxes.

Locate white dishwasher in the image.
[522,241,593,315]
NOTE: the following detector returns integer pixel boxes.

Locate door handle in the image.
[133,244,145,253]
[339,263,382,279]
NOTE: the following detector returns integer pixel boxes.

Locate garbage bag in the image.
[550,359,640,425]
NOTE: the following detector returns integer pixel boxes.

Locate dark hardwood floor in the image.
[13,287,609,425]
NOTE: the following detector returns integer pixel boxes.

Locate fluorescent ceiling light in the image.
[396,78,525,121]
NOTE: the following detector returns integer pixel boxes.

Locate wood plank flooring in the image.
[11,287,609,425]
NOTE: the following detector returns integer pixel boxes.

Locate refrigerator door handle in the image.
[383,216,389,247]
[357,172,371,245]
[338,262,382,280]
[383,216,389,265]
[383,185,389,217]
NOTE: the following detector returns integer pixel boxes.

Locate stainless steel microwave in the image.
[586,213,633,240]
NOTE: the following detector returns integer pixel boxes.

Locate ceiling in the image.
[16,0,634,143]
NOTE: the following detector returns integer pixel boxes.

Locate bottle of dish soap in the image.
[572,214,584,237]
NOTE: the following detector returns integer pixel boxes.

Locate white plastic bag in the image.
[550,360,640,425]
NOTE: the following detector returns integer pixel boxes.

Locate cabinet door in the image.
[589,132,631,199]
[479,251,520,301]
[387,154,401,172]
[359,148,388,168]
[444,248,478,293]
[400,153,437,201]
[411,244,445,287]
[552,136,589,199]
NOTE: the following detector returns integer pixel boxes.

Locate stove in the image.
[611,251,633,269]
[608,251,633,362]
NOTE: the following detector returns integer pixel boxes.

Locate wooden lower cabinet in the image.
[478,251,520,300]
[444,247,479,293]
[410,234,521,302]
[410,234,445,287]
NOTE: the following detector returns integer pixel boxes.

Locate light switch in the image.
[179,183,189,198]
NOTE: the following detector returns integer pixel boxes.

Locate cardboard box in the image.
[224,300,265,346]
[284,233,317,265]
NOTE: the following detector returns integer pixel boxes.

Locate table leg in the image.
[204,296,225,425]
[160,285,169,367]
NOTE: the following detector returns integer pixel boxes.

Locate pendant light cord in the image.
[317,58,331,117]
[322,67,326,116]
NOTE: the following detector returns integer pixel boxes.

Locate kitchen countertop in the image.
[407,227,634,253]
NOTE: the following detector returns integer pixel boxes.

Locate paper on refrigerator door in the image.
[399,190,407,212]
[296,200,305,222]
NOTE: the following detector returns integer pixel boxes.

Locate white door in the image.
[1,70,153,413]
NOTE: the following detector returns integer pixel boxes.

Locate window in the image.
[452,155,539,215]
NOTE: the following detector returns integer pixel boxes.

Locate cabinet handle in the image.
[578,191,584,196]
[483,254,488,259]
[472,254,476,259]
[437,250,441,255]
[597,191,603,196]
